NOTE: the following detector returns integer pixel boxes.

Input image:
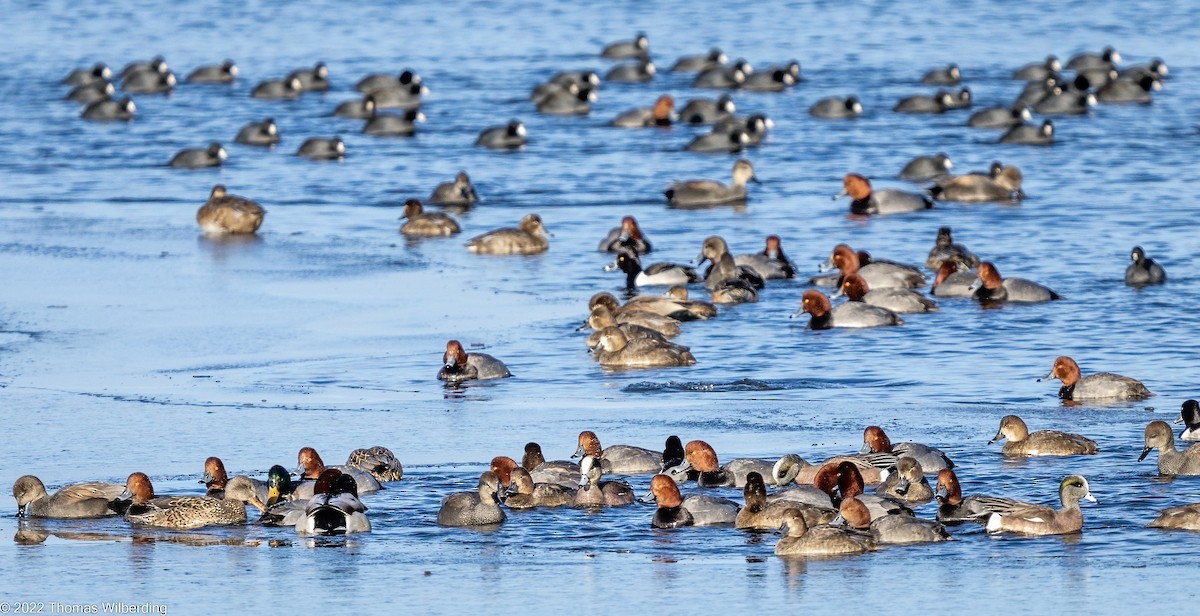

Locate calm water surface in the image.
[2,0,1199,613]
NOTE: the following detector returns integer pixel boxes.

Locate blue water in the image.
[2,0,1199,613]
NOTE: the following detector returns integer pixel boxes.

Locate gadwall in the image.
[13,476,125,519]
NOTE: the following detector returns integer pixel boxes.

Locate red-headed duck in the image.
[989,415,1098,457]
[1039,356,1150,400]
[438,471,506,526]
[13,475,125,519]
[598,215,654,254]
[970,261,1061,303]
[297,470,370,535]
[836,274,937,314]
[874,457,933,503]
[860,426,954,473]
[428,171,479,206]
[573,455,634,507]
[197,185,264,235]
[775,507,876,556]
[1149,502,1200,531]
[504,467,575,509]
[611,95,674,128]
[572,430,661,475]
[772,453,891,487]
[734,235,795,279]
[1177,400,1200,442]
[667,440,773,488]
[466,213,548,254]
[1125,246,1166,286]
[736,472,835,530]
[580,304,679,343]
[1139,421,1200,476]
[925,227,979,270]
[931,260,977,298]
[821,244,925,289]
[200,456,268,502]
[293,447,382,497]
[400,199,460,237]
[641,474,739,527]
[836,174,932,215]
[838,497,950,544]
[697,235,765,292]
[670,48,727,73]
[122,472,265,530]
[985,475,1095,535]
[521,443,580,487]
[898,152,953,182]
[604,251,701,288]
[437,340,512,384]
[813,462,911,521]
[345,446,403,482]
[601,33,649,60]
[665,159,758,207]
[593,327,696,369]
[791,289,903,329]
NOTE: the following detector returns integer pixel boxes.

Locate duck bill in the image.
[858,443,872,455]
[1137,446,1152,462]
[1083,493,1098,504]
[935,485,949,502]
[1173,416,1184,425]
[693,252,707,266]
[199,472,213,485]
[602,261,619,272]
[247,497,267,513]
[575,320,591,332]
[1035,368,1055,383]
[832,188,848,201]
[571,446,584,459]
[895,479,910,496]
[987,431,1005,445]
[788,307,805,320]
[749,175,762,184]
[637,489,656,504]
[967,279,983,293]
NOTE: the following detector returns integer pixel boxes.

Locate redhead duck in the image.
[985,475,1095,535]
[697,235,765,292]
[296,137,345,160]
[1177,400,1200,442]
[428,171,478,206]
[809,95,862,119]
[598,215,653,254]
[287,62,329,91]
[772,453,892,488]
[604,59,654,83]
[438,471,505,526]
[573,456,634,507]
[588,292,696,328]
[1149,502,1200,531]
[742,67,796,92]
[821,244,926,289]
[670,48,726,72]
[922,64,961,85]
[989,415,1098,457]
[64,62,113,86]
[197,185,264,235]
[931,261,976,298]
[162,57,209,85]
[968,102,1032,129]
[345,446,403,482]
[251,76,302,100]
[504,467,575,509]
[200,457,268,502]
[234,118,279,146]
[169,143,226,169]
[999,120,1054,145]
[791,289,903,330]
[898,153,953,182]
[1139,421,1200,476]
[13,476,125,519]
[935,469,1030,525]
[893,90,954,113]
[356,69,421,94]
[970,262,1060,303]
[466,213,548,254]
[489,456,521,491]
[536,83,595,115]
[925,227,979,270]
[813,462,911,521]
[734,235,795,279]
[641,474,739,527]
[81,97,135,121]
[580,303,679,340]
[604,251,700,288]
[1039,356,1150,400]
[1067,47,1120,71]
[520,443,580,487]
[860,426,953,473]
[836,174,932,215]
[122,472,265,530]
[475,120,526,149]
[736,472,835,530]
[573,430,661,475]
[292,447,382,497]
[838,497,950,544]
[1125,246,1166,286]
[294,470,370,535]
[363,108,425,136]
[775,507,877,556]
[121,69,175,94]
[400,199,460,237]
[930,166,1023,202]
[611,95,674,128]
[692,60,749,89]
[836,274,936,314]
[874,457,933,504]
[593,326,696,369]
[437,339,511,383]
[66,80,115,104]
[666,440,772,488]
[601,33,649,60]
[665,159,758,206]
[678,94,735,124]
[1013,56,1061,81]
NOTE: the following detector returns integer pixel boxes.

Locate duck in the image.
[999,120,1054,145]
[665,159,758,206]
[122,472,265,530]
[772,454,893,489]
[437,471,505,526]
[935,469,1031,525]
[1038,356,1151,401]
[257,466,303,526]
[286,62,330,91]
[234,118,279,146]
[931,261,977,298]
[775,507,877,556]
[169,143,226,169]
[969,262,1060,303]
[366,81,428,109]
[466,213,548,254]
[535,83,595,115]
[592,326,695,369]
[579,304,679,343]
[836,274,936,314]
[296,136,344,160]
[437,339,511,383]
[186,60,237,84]
[859,426,953,473]
[64,62,113,86]
[588,291,700,327]
[710,279,758,305]
[655,286,718,319]
[874,457,934,503]
[1177,400,1200,442]
[81,97,135,121]
[837,497,949,544]
[696,236,765,292]
[199,457,268,502]
[1149,502,1200,531]
[504,467,575,509]
[429,171,478,206]
[968,102,1032,128]
[400,199,460,237]
[355,69,421,94]
[1067,47,1120,71]
[66,80,115,104]
[1013,56,1061,81]
[362,108,425,136]
[930,166,1023,202]
[600,33,649,60]
[898,153,953,182]
[812,462,911,521]
[741,67,796,92]
[922,63,960,85]
[683,128,749,154]
[664,440,772,488]
[1139,421,1200,476]
[573,430,661,475]
[692,60,749,89]
[893,90,953,113]
[808,94,862,119]
[344,446,403,482]
[988,415,1097,456]
[520,444,580,488]
[678,94,735,124]
[475,120,527,149]
[121,70,175,94]
[251,76,302,100]
[13,475,125,519]
[819,243,925,289]
[196,185,264,235]
[736,472,835,530]
[670,48,726,73]
[604,251,700,288]
[611,94,674,128]
[925,227,979,270]
[641,474,740,527]
[734,235,795,279]
[836,174,932,216]
[598,215,653,254]
[573,456,634,507]
[292,447,382,497]
[295,470,369,535]
[985,475,1095,535]
[604,59,655,83]
[792,289,903,330]
[1125,246,1166,286]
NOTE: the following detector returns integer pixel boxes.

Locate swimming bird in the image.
[985,475,1095,536]
[476,120,527,149]
[1038,356,1151,401]
[604,251,700,288]
[836,174,932,215]
[437,339,511,383]
[400,199,460,237]
[665,159,758,207]
[196,185,264,235]
[186,60,238,84]
[13,476,125,519]
[437,471,505,526]
[428,171,478,206]
[925,227,979,270]
[989,415,1098,456]
[466,213,548,254]
[1125,246,1166,286]
[296,137,345,160]
[969,262,1060,303]
[1139,421,1200,476]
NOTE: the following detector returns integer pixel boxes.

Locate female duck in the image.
[665,440,772,488]
[345,446,403,482]
[196,185,264,235]
[580,303,679,341]
[988,415,1098,456]
[466,213,548,254]
[925,227,979,270]
[874,457,933,504]
[588,292,693,329]
[641,474,739,528]
[1039,356,1151,401]
[665,159,758,207]
[1150,501,1200,531]
[611,95,674,128]
[1125,246,1166,286]
[13,476,125,519]
[836,274,936,314]
[573,456,634,507]
[838,497,949,544]
[504,467,575,509]
[791,289,903,330]
[821,243,926,289]
[930,166,1023,202]
[734,235,795,279]
[636,287,716,320]
[736,472,834,530]
[437,339,511,383]
[122,472,265,529]
[836,174,932,215]
[400,199,460,237]
[598,215,653,254]
[985,475,1095,535]
[860,426,953,473]
[429,171,478,206]
[573,430,661,475]
[775,507,876,556]
[592,327,695,369]
[809,95,862,119]
[1139,421,1200,476]
[970,262,1060,303]
[521,443,580,487]
[438,471,505,526]
[931,261,976,298]
[696,235,765,292]
[604,251,700,288]
[936,469,1029,524]
[1178,400,1200,442]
